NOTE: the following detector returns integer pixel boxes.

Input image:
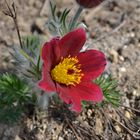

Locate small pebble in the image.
[58,136,64,140]
[137,43,140,48]
[133,90,139,97]
[123,45,128,49]
[130,32,135,38]
[119,56,124,61]
[125,111,131,119]
[87,109,92,117]
[115,125,122,132]
[108,49,119,63]
[15,135,22,140]
[120,67,126,72]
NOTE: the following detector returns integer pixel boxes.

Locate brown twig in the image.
[121,105,140,113]
[3,0,23,49]
[64,115,82,140]
[74,123,102,140]
[84,13,127,51]
[100,108,121,139]
[116,109,140,130]
[111,117,140,139]
[107,109,140,139]
[93,14,127,44]
[57,120,68,140]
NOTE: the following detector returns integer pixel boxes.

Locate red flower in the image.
[76,0,104,8]
[38,28,106,112]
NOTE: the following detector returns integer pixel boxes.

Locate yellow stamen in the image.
[51,55,84,86]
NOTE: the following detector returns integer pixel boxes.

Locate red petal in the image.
[78,50,106,80]
[76,81,103,102]
[38,64,56,92]
[59,28,86,58]
[42,37,60,69]
[57,82,103,112]
[58,86,82,112]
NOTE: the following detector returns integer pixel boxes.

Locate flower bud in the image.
[76,0,104,8]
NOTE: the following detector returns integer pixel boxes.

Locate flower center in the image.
[51,56,84,86]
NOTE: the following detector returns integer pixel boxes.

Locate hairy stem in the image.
[69,6,83,30]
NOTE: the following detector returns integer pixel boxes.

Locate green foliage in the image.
[12,35,42,80]
[0,73,36,123]
[47,1,84,36]
[22,35,41,58]
[47,1,71,36]
[22,36,42,80]
[68,6,83,31]
[95,74,122,107]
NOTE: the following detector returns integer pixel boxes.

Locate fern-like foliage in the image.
[22,35,41,58]
[95,74,122,107]
[0,73,36,123]
[12,36,42,80]
[46,1,70,36]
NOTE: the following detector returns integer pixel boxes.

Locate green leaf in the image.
[0,73,36,123]
[95,74,122,108]
[12,35,43,80]
[22,35,41,58]
[46,2,71,36]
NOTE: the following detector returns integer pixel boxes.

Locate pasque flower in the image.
[38,28,106,112]
[76,0,104,8]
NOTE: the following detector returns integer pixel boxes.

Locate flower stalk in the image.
[37,91,50,110]
[4,1,23,49]
[69,6,83,31]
